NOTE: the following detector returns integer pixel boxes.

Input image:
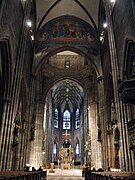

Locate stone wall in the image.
[112,0,135,76]
[0,0,23,68]
[0,0,34,170]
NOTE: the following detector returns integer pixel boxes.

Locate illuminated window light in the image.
[100,36,103,41]
[110,0,116,3]
[103,23,107,28]
[101,31,104,36]
[31,35,34,41]
[27,21,32,27]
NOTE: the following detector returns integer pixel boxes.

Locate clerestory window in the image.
[75,108,80,129]
[54,108,58,128]
[63,110,70,129]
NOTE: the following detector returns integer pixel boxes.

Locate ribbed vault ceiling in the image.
[52,79,84,108]
[36,0,99,31]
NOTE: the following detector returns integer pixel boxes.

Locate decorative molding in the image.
[118,79,135,104]
[97,76,103,82]
[2,98,11,103]
[127,119,135,151]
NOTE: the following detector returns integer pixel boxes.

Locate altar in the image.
[59,148,74,170]
[61,162,70,169]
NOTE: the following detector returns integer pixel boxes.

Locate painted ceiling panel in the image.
[36,15,98,55]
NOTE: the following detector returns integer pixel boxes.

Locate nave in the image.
[47,169,83,180]
[47,177,83,180]
[0,0,135,173]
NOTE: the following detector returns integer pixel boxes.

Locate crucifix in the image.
[63,129,70,143]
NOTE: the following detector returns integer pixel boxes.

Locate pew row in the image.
[85,171,135,180]
[0,170,47,180]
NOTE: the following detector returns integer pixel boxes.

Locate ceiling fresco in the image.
[36,16,98,55]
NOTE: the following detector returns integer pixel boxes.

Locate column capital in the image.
[97,76,104,82]
[2,98,11,104]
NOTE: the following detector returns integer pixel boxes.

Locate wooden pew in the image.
[0,170,47,179]
[88,171,135,180]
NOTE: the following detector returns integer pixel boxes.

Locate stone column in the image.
[29,101,44,169]
[0,98,11,170]
[97,76,106,169]
[42,104,48,166]
[87,101,102,169]
[103,0,125,171]
[81,95,88,164]
[42,92,53,166]
[48,92,53,163]
[25,74,37,168]
[0,0,32,170]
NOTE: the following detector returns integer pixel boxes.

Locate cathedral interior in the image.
[0,0,135,173]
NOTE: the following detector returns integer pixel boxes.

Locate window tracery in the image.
[63,110,70,129]
[54,108,58,128]
[75,108,80,129]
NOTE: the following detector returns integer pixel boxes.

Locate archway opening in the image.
[43,78,88,168]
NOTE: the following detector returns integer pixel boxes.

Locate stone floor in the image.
[47,168,83,180]
[47,177,83,180]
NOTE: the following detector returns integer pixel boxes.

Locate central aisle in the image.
[47,169,83,179]
[47,177,83,180]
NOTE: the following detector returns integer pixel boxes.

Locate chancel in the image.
[0,1,135,179]
[59,129,73,169]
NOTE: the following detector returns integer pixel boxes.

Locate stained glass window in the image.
[63,110,70,129]
[75,108,80,129]
[54,109,58,128]
[76,142,80,155]
[53,142,57,155]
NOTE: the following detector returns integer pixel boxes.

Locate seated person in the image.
[32,167,36,171]
[82,163,91,177]
[97,168,104,172]
[37,166,43,171]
